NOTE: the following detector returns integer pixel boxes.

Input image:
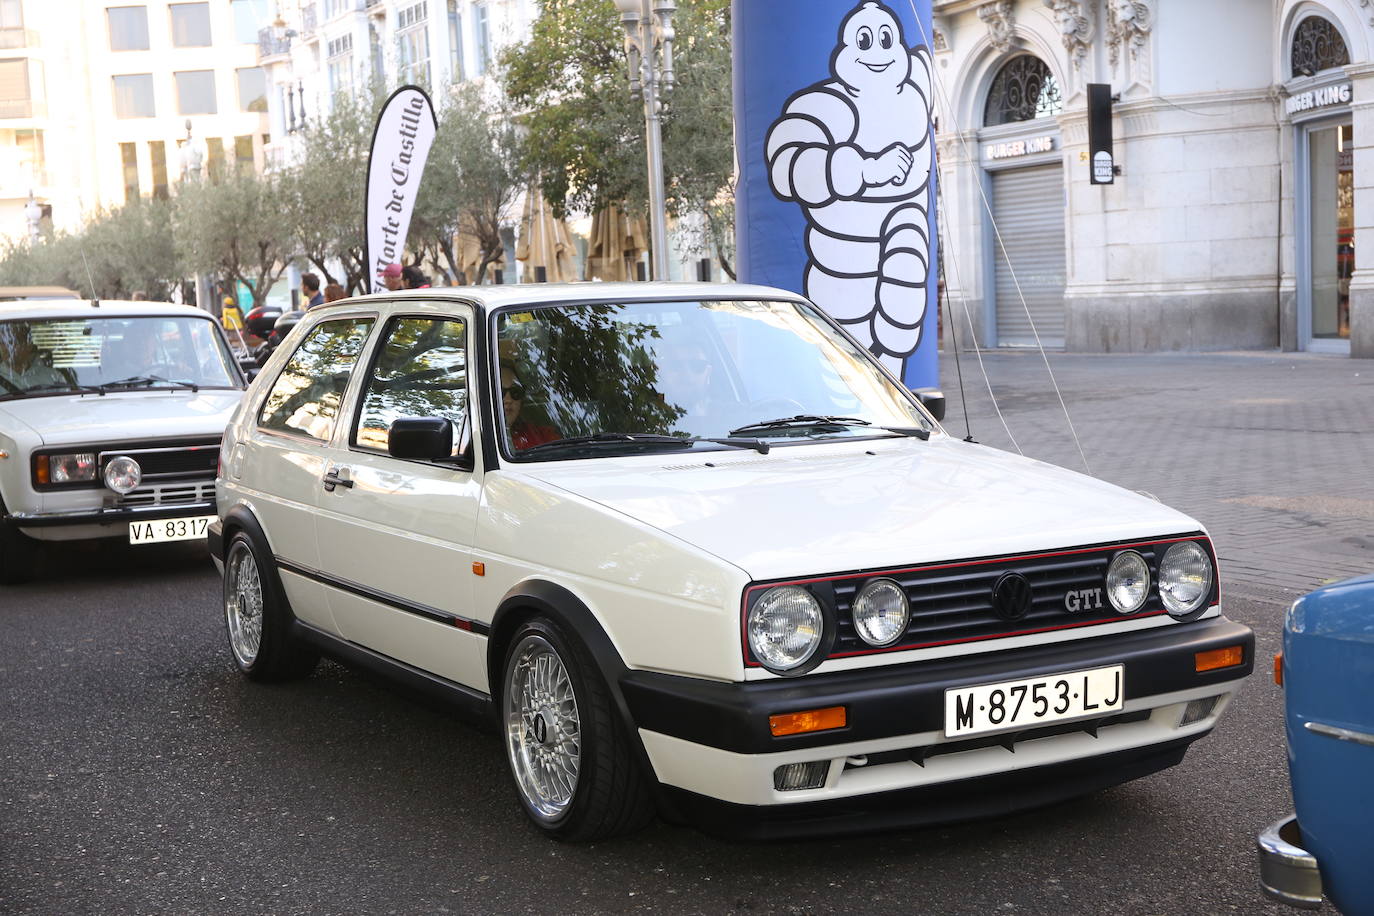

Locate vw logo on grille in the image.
[991,572,1033,621]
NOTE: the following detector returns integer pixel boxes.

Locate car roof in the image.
[0,285,81,300]
[312,281,807,314]
[0,300,217,321]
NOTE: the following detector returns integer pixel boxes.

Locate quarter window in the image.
[259,318,375,441]
[353,316,468,455]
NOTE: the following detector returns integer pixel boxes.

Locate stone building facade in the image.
[933,0,1372,358]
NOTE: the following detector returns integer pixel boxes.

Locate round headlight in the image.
[748,585,824,672]
[1158,541,1214,617]
[104,456,142,495]
[1105,550,1150,614]
[852,578,909,646]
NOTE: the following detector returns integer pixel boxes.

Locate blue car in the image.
[1258,574,1374,912]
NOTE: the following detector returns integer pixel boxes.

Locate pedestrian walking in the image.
[402,265,430,289]
[381,263,404,291]
[302,273,324,309]
[324,283,345,303]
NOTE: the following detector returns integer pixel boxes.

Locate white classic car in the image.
[210,283,1253,841]
[0,300,247,582]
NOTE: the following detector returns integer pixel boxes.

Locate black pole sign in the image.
[1088,83,1114,185]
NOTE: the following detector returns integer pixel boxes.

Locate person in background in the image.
[402,265,430,289]
[302,272,324,309]
[130,291,148,301]
[382,263,404,291]
[323,283,346,304]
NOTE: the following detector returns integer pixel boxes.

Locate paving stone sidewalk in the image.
[937,348,1374,606]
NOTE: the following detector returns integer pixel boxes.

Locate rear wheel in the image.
[501,616,653,841]
[223,532,318,681]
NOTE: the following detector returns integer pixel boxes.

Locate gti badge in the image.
[1065,588,1104,613]
[991,572,1033,621]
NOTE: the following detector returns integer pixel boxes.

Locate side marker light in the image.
[471,561,485,576]
[1274,652,1283,687]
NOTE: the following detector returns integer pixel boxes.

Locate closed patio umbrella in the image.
[516,187,576,283]
[455,225,505,284]
[585,204,648,281]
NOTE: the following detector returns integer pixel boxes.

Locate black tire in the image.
[0,497,37,585]
[222,530,318,681]
[501,615,654,841]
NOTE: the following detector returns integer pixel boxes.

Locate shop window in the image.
[107,6,150,51]
[1291,16,1349,78]
[235,134,254,170]
[983,54,1061,127]
[120,142,140,203]
[206,136,226,181]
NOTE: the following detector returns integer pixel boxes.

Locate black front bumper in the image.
[622,616,1253,838]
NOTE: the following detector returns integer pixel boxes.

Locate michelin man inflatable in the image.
[765,1,934,376]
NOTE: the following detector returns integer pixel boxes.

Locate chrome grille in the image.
[117,480,215,508]
[100,441,220,479]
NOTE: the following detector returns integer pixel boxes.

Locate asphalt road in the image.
[1,541,1311,916]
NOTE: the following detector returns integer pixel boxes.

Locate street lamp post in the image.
[613,0,675,281]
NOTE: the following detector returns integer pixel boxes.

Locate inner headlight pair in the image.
[748,578,910,674]
[1106,542,1214,618]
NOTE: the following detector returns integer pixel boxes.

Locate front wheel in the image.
[502,616,653,841]
[223,532,318,681]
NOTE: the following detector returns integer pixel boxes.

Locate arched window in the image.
[983,55,1063,127]
[1291,16,1349,78]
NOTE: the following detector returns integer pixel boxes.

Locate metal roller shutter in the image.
[991,163,1065,347]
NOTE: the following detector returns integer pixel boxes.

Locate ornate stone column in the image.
[1347,61,1374,357]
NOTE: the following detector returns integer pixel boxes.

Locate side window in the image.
[259,317,375,441]
[353,315,468,455]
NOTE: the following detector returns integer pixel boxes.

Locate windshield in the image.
[493,298,934,458]
[0,315,240,398]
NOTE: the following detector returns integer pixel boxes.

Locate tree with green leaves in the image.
[174,167,293,310]
[411,82,523,285]
[501,0,736,277]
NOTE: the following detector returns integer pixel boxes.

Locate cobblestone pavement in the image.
[938,348,1374,605]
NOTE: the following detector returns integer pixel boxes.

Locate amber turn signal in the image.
[769,706,846,737]
[471,561,485,576]
[34,455,48,485]
[1274,652,1283,687]
[1195,645,1245,673]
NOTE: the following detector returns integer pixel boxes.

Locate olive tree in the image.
[174,167,293,310]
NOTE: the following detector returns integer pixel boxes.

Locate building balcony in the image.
[258,28,292,62]
[301,4,318,35]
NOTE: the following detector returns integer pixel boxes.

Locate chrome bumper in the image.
[1257,814,1323,909]
[2,501,216,528]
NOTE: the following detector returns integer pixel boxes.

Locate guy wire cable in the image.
[906,3,1092,475]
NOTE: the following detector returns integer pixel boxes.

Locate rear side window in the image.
[353,316,468,454]
[259,317,374,441]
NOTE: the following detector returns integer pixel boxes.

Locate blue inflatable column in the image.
[733,0,938,389]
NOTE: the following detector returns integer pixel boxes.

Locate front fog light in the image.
[852,578,909,646]
[748,585,824,672]
[773,761,830,792]
[1106,550,1150,614]
[1159,541,1214,617]
[104,455,142,494]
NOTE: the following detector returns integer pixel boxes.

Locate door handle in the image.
[322,469,354,492]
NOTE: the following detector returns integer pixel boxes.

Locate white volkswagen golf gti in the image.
[210,283,1253,840]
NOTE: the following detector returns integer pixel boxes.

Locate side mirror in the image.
[389,417,453,460]
[912,387,946,422]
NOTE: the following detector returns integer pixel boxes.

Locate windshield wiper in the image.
[98,374,200,393]
[14,382,107,396]
[728,414,929,440]
[518,432,771,457]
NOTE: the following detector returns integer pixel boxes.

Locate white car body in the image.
[0,301,245,563]
[213,283,1253,840]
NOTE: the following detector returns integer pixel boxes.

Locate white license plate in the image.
[944,665,1124,738]
[128,515,215,545]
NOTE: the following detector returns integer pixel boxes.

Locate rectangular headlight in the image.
[37,452,98,485]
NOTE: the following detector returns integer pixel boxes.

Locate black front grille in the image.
[743,535,1217,668]
[101,441,220,478]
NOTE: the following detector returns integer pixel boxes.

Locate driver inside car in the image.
[0,323,70,391]
[501,361,559,450]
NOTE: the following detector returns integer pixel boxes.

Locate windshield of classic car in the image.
[493,299,933,456]
[0,316,238,397]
